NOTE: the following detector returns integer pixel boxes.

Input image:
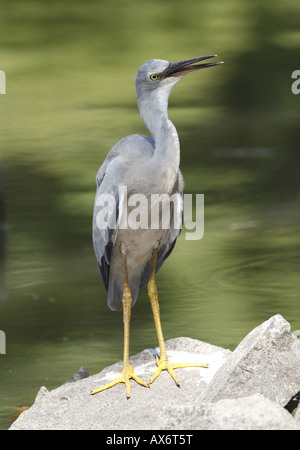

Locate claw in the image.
[150,357,208,386]
[91,365,149,398]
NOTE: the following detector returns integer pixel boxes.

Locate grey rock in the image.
[63,366,90,384]
[200,314,300,406]
[162,394,300,430]
[9,315,300,430]
[9,337,230,430]
[34,386,49,403]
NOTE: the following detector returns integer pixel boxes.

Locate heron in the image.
[91,55,222,398]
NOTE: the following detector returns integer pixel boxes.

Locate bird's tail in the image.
[107,277,140,312]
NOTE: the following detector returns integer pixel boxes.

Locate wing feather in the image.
[93,135,156,291]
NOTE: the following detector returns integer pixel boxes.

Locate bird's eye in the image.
[150,74,158,81]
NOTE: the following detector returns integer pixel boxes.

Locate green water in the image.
[1,0,300,429]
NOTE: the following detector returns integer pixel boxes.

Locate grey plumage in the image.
[92,133,183,310]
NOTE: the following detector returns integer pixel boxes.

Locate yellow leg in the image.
[148,246,208,386]
[91,247,149,398]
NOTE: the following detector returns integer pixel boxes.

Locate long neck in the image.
[137,88,180,192]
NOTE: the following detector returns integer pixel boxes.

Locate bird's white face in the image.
[135,59,182,94]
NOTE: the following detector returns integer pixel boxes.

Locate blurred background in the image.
[0,0,300,429]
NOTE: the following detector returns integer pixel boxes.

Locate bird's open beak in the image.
[162,55,223,78]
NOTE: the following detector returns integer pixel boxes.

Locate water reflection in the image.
[1,0,300,430]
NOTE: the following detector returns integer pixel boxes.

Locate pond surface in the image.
[0,0,300,429]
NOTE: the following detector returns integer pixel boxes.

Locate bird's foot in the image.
[150,356,208,386]
[91,365,149,398]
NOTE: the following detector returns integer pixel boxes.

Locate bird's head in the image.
[135,56,223,96]
[135,56,223,135]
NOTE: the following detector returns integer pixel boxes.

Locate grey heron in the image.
[91,56,222,397]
